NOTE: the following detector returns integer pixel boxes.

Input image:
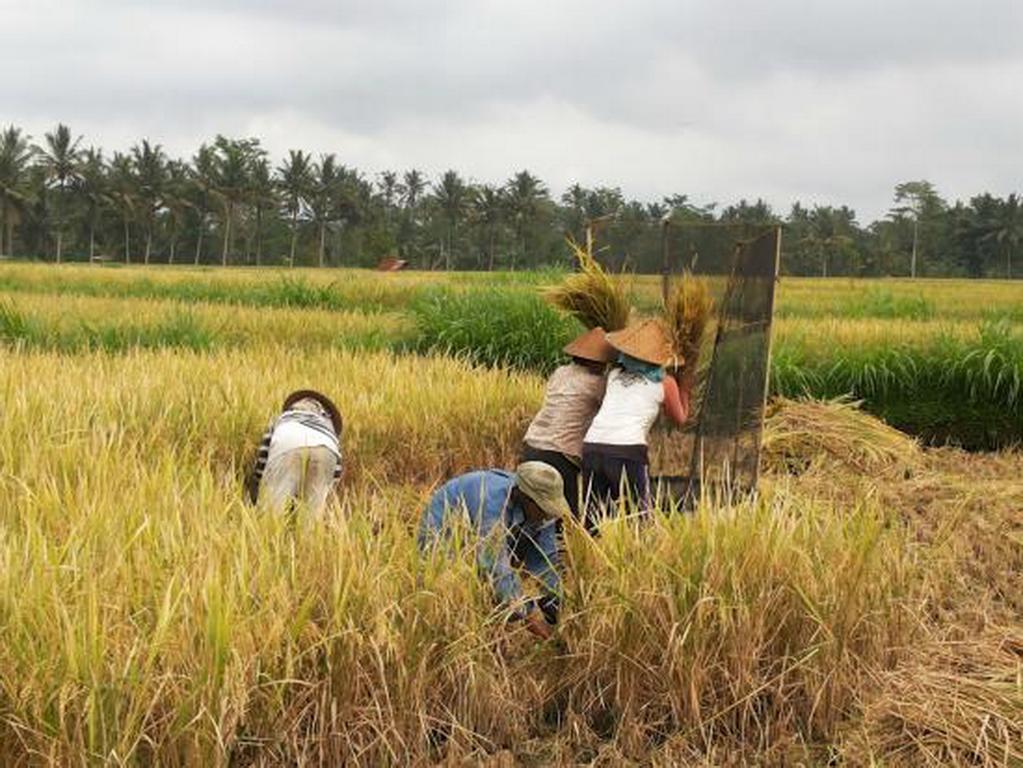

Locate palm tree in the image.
[378,170,399,233]
[212,136,260,266]
[434,170,469,270]
[0,126,35,259]
[191,144,216,265]
[311,154,339,268]
[891,181,941,278]
[163,160,192,265]
[76,148,107,263]
[131,140,167,265]
[802,205,855,277]
[472,184,504,271]
[399,169,426,264]
[108,152,136,263]
[248,157,276,266]
[984,193,1023,279]
[505,170,547,270]
[38,123,83,263]
[277,150,313,266]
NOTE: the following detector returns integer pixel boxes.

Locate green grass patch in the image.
[772,321,1023,448]
[404,287,581,374]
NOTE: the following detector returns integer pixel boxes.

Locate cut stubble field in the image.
[0,263,1021,766]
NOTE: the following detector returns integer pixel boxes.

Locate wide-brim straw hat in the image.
[605,319,674,367]
[515,461,571,520]
[282,389,344,435]
[563,326,616,363]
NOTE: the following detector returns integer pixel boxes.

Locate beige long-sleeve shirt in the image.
[523,363,607,462]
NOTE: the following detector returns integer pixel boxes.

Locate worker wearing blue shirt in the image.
[418,462,569,639]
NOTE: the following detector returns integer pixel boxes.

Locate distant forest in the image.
[1,124,1020,277]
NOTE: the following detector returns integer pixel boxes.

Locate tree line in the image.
[1,123,1020,277]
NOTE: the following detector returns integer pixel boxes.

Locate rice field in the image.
[1,263,1021,765]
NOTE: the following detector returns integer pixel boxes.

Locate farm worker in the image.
[581,320,690,524]
[417,461,568,640]
[248,389,344,518]
[520,326,616,518]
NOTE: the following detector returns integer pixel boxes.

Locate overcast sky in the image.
[2,0,1021,222]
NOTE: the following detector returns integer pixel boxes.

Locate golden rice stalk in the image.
[845,631,1023,766]
[763,396,920,475]
[663,271,713,374]
[543,237,630,331]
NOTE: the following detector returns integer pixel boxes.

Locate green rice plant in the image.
[406,286,581,374]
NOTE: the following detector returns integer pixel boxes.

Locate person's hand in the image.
[523,609,554,640]
[679,386,691,422]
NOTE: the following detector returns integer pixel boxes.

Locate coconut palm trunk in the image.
[255,207,263,267]
[88,223,96,263]
[221,202,233,267]
[1007,245,1013,280]
[0,199,7,259]
[289,210,298,267]
[318,221,326,267]
[123,217,131,264]
[144,218,153,265]
[910,217,919,278]
[55,229,63,264]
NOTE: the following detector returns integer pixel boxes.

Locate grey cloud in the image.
[1,0,1021,220]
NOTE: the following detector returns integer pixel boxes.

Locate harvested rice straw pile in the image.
[663,271,713,381]
[845,631,1023,766]
[544,237,630,332]
[762,396,920,474]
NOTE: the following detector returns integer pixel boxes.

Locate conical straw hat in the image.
[563,327,616,363]
[605,319,674,366]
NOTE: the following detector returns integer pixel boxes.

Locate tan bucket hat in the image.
[605,319,674,367]
[282,389,344,435]
[515,462,571,520]
[563,326,616,363]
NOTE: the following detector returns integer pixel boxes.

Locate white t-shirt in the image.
[583,367,664,446]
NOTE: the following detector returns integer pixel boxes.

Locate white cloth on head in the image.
[583,367,664,447]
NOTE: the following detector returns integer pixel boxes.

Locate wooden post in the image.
[660,219,671,306]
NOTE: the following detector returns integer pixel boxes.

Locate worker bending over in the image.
[418,462,568,640]
[248,389,343,518]
[521,327,615,518]
[582,320,690,524]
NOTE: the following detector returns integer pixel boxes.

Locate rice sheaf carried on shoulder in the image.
[544,237,631,332]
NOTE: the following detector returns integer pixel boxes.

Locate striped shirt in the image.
[252,409,343,489]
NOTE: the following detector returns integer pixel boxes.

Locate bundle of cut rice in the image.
[663,271,713,378]
[763,396,920,474]
[544,237,630,332]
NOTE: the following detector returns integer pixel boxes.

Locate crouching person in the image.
[248,389,343,519]
[418,462,568,640]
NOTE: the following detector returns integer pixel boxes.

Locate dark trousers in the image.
[520,444,582,518]
[581,447,651,530]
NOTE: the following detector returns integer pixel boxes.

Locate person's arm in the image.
[466,478,523,612]
[247,421,274,503]
[519,521,562,625]
[661,375,689,426]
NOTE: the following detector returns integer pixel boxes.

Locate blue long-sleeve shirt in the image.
[418,470,561,617]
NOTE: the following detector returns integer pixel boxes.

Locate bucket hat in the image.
[515,462,571,520]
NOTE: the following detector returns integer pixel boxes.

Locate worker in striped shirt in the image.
[248,389,344,518]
